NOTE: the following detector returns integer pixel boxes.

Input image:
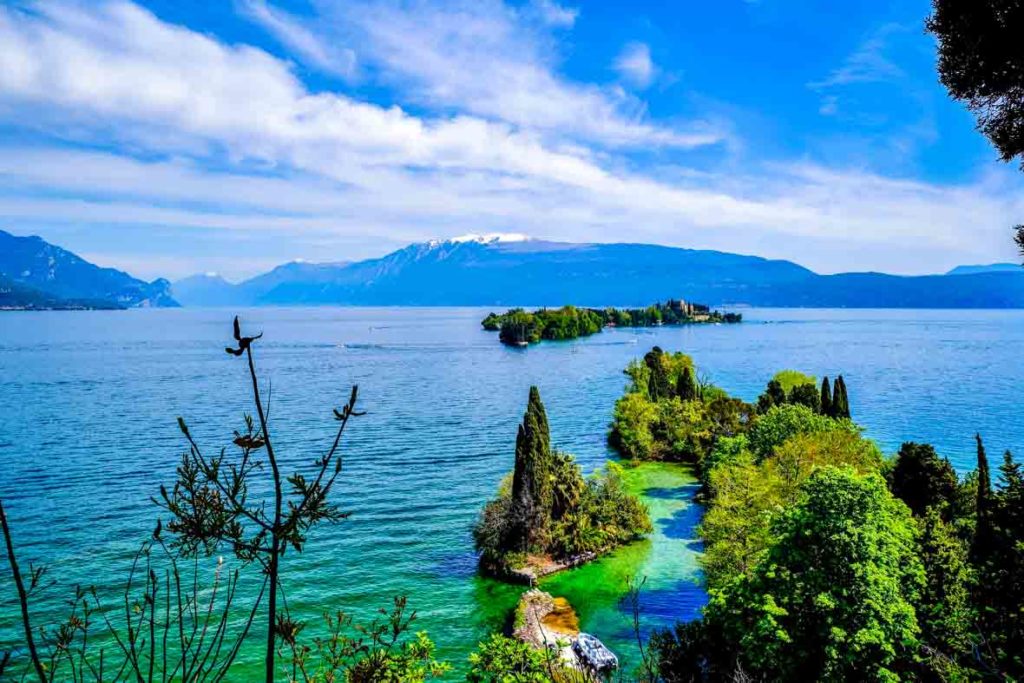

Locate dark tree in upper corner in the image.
[927,1,1024,168]
[926,2,1024,254]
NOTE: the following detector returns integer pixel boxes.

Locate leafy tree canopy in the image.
[927,0,1024,170]
[706,468,924,682]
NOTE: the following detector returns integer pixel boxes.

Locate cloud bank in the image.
[0,1,1020,279]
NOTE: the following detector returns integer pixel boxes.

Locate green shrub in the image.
[609,392,658,460]
[466,634,556,682]
[747,403,856,461]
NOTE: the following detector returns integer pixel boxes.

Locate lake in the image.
[2,307,1022,678]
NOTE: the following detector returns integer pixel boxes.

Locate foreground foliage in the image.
[0,318,445,683]
[466,634,568,682]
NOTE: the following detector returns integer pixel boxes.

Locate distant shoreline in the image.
[10,303,1024,311]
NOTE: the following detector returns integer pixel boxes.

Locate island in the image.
[472,386,652,582]
[481,299,742,346]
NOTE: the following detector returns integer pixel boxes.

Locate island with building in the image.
[481,299,742,346]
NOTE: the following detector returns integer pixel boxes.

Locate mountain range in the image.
[3,229,1024,310]
[170,235,1024,309]
[0,230,177,309]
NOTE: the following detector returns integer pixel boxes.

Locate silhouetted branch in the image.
[0,499,47,683]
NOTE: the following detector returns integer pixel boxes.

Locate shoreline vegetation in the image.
[607,345,1024,682]
[481,300,742,346]
[472,387,652,583]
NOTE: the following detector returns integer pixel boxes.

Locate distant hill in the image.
[0,230,178,309]
[171,273,240,307]
[172,260,353,307]
[946,263,1022,276]
[0,274,122,310]
[173,235,1024,309]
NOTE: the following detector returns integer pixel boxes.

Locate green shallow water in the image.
[539,463,704,676]
[446,462,704,678]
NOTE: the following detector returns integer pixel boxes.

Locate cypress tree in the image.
[677,366,698,402]
[645,347,670,400]
[510,386,553,552]
[971,433,994,564]
[834,375,851,419]
[820,376,832,417]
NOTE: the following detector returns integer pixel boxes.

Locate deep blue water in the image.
[1,307,1022,677]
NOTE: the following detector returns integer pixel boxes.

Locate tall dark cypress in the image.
[510,386,553,552]
[972,433,994,564]
[834,375,851,419]
[677,366,698,401]
[820,376,833,417]
[645,347,670,400]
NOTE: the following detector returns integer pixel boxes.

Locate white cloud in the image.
[0,2,632,185]
[808,23,908,99]
[275,0,719,149]
[614,42,656,90]
[0,1,1020,278]
[528,0,578,28]
[240,0,356,77]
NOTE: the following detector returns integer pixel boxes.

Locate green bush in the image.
[609,350,754,467]
[609,392,658,460]
[466,634,557,682]
[747,403,856,461]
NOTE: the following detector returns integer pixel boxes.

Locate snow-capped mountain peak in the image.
[439,232,530,246]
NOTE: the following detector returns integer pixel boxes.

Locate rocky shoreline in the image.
[513,589,618,678]
[504,551,601,585]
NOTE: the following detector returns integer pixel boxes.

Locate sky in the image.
[0,0,1022,281]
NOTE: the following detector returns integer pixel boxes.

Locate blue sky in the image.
[0,0,1021,280]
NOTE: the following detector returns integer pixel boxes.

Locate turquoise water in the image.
[2,307,1023,678]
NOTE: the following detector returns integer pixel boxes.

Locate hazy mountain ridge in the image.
[0,230,178,309]
[946,263,1022,276]
[171,236,1024,309]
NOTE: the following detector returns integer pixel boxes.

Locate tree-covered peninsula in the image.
[481,300,742,346]
[473,387,652,580]
[602,346,1024,682]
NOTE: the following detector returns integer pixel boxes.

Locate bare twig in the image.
[0,499,48,683]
